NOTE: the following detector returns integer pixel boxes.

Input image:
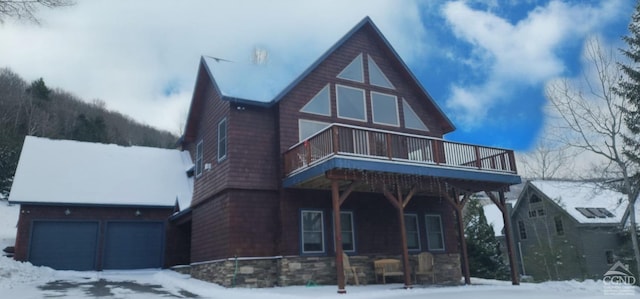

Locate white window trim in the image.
[425,214,445,251]
[217,118,227,162]
[404,213,421,251]
[336,84,367,122]
[367,54,395,89]
[333,211,356,253]
[402,98,429,132]
[371,91,399,127]
[337,53,364,83]
[301,210,325,254]
[300,84,332,116]
[298,119,331,142]
[195,140,204,178]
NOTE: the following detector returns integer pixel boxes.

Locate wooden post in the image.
[441,190,471,285]
[474,146,482,169]
[382,185,413,289]
[332,180,347,294]
[486,190,520,285]
[332,126,339,155]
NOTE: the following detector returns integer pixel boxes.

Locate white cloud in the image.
[0,0,427,134]
[441,0,626,128]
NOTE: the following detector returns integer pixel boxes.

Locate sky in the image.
[0,0,634,155]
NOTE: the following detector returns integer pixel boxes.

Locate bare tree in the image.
[519,137,574,180]
[545,37,640,279]
[0,0,74,23]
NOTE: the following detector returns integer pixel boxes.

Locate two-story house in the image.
[175,17,521,292]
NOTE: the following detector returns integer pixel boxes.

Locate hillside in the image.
[0,68,180,198]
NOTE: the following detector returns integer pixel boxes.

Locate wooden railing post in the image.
[474,146,482,169]
[386,133,392,160]
[332,126,339,155]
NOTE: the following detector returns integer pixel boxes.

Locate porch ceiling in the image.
[282,156,521,193]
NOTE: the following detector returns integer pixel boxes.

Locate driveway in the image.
[38,278,199,298]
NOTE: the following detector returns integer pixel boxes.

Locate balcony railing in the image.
[283,124,517,176]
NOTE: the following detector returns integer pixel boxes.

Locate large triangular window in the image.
[403,99,429,131]
[337,53,364,83]
[368,55,395,89]
[301,84,331,116]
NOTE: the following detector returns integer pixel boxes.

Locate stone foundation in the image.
[186,253,461,288]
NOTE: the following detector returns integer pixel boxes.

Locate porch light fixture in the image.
[135,210,142,216]
[64,209,71,216]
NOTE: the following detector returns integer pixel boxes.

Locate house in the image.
[510,180,630,281]
[175,17,521,292]
[9,136,193,271]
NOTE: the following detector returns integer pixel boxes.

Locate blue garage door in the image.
[103,221,164,269]
[29,221,99,270]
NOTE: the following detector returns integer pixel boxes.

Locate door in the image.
[29,221,99,270]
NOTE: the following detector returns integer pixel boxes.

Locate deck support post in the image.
[486,190,520,285]
[331,180,347,294]
[442,190,471,285]
[382,184,415,289]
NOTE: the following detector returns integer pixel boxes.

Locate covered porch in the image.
[283,124,521,293]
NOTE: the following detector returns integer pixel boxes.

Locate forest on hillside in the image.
[0,68,179,198]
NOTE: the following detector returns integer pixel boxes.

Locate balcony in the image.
[283,124,519,189]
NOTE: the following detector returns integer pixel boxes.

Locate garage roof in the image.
[9,136,193,210]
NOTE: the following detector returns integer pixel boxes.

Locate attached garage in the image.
[29,221,99,271]
[9,137,194,271]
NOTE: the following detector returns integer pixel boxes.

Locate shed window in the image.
[605,250,614,265]
[518,220,527,240]
[336,85,366,121]
[371,92,399,126]
[402,99,428,131]
[337,53,364,82]
[301,210,325,254]
[367,55,395,89]
[195,140,203,177]
[217,118,227,161]
[425,214,444,251]
[300,84,331,116]
[405,214,421,251]
[554,216,564,236]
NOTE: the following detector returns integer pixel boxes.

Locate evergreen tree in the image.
[464,198,510,280]
[616,0,640,283]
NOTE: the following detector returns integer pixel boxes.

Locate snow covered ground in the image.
[1,199,638,298]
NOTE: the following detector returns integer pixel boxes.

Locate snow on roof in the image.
[530,180,627,225]
[9,136,193,210]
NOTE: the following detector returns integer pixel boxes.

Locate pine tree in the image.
[464,198,510,280]
[616,0,640,283]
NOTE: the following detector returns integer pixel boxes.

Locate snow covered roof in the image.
[528,180,627,225]
[9,136,193,210]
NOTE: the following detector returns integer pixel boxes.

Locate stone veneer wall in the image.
[185,253,461,288]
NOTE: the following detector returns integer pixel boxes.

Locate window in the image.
[537,209,545,217]
[529,195,542,203]
[300,84,331,116]
[336,85,366,121]
[425,214,445,251]
[337,53,364,82]
[371,92,399,126]
[605,250,614,265]
[299,119,330,141]
[402,99,428,131]
[367,55,394,89]
[339,212,355,252]
[405,214,421,251]
[217,118,227,161]
[528,210,537,218]
[554,216,564,236]
[301,210,325,254]
[518,220,527,240]
[195,140,203,177]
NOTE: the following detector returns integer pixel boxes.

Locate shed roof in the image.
[9,136,193,210]
[528,180,627,225]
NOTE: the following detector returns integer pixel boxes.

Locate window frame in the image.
[300,84,331,116]
[402,98,429,131]
[195,140,204,177]
[298,119,331,142]
[333,211,356,253]
[371,91,399,127]
[425,214,445,251]
[217,118,227,162]
[336,84,367,122]
[554,216,564,236]
[337,53,364,83]
[367,54,395,89]
[300,210,325,254]
[518,220,527,240]
[404,213,421,251]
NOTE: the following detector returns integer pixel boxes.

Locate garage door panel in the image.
[29,221,99,271]
[103,221,164,269]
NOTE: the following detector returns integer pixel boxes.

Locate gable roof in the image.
[186,16,455,133]
[518,180,627,225]
[9,136,193,210]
